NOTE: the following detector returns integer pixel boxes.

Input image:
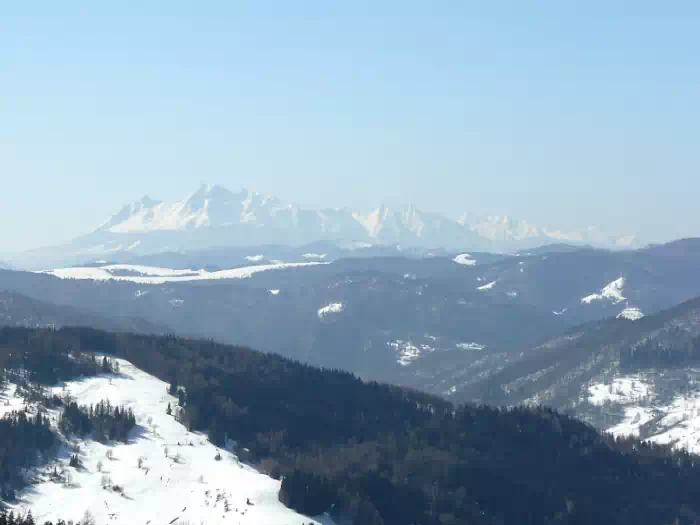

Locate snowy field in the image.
[452,254,476,266]
[5,359,335,525]
[581,277,626,305]
[617,307,644,320]
[36,262,325,285]
[588,377,652,406]
[477,281,496,291]
[317,303,344,319]
[388,340,435,366]
[588,375,700,455]
[456,342,486,351]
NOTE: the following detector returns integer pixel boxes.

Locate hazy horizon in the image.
[4,2,700,252]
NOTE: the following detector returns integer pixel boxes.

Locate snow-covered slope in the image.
[452,253,476,266]
[587,373,700,455]
[36,262,325,284]
[7,358,335,525]
[317,303,344,319]
[581,277,626,304]
[617,307,644,320]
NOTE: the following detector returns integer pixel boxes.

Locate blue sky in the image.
[3,1,700,252]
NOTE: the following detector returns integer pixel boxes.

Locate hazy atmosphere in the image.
[5,4,700,525]
[4,2,700,253]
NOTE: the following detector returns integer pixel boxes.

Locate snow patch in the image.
[456,342,486,351]
[588,377,652,406]
[581,277,626,304]
[318,303,344,319]
[37,262,326,285]
[477,280,496,291]
[244,255,265,262]
[617,307,644,321]
[302,253,327,259]
[389,340,435,366]
[453,253,476,266]
[268,289,280,296]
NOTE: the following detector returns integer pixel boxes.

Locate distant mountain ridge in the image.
[0,290,168,334]
[19,184,640,267]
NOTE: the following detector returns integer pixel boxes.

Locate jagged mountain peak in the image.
[37,184,642,263]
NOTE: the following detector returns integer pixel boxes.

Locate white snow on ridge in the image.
[318,302,344,318]
[477,280,496,291]
[581,277,626,305]
[244,255,265,262]
[453,253,476,266]
[37,262,326,285]
[103,264,198,277]
[8,359,335,525]
[456,342,486,351]
[617,307,644,320]
[302,253,327,259]
[268,289,280,296]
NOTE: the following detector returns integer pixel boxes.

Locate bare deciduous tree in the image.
[80,509,95,525]
[101,474,112,489]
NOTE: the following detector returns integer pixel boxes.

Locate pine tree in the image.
[166,402,172,416]
[177,388,186,407]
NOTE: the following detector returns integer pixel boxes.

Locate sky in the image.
[2,1,700,253]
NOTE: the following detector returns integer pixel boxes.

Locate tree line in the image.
[621,332,700,372]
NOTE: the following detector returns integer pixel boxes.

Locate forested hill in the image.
[5,327,700,525]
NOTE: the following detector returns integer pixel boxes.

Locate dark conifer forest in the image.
[0,411,55,502]
[59,399,136,443]
[3,326,700,524]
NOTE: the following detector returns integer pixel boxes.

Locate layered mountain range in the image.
[17,184,640,268]
[4,239,700,477]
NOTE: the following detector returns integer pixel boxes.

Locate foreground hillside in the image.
[3,358,334,525]
[4,327,700,524]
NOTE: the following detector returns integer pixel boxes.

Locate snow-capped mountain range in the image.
[21,184,640,266]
